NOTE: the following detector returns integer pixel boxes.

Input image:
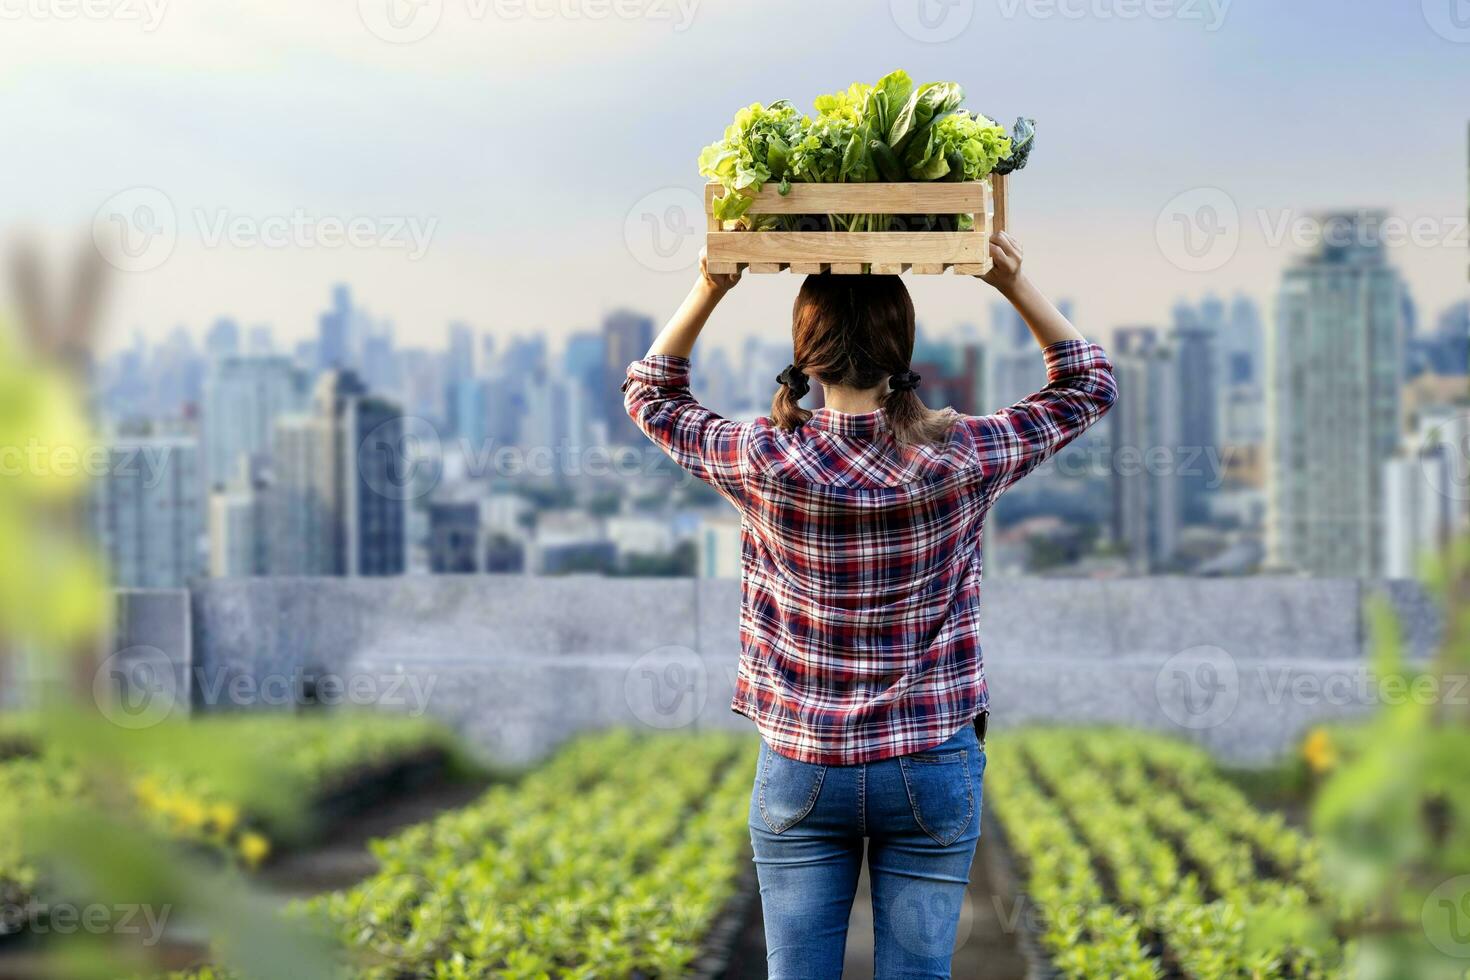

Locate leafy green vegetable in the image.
[913,112,1013,182]
[994,116,1037,176]
[696,100,804,223]
[697,70,1035,232]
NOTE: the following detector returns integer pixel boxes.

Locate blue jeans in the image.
[747,723,986,979]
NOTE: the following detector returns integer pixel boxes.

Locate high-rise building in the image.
[1170,310,1219,524]
[268,414,334,575]
[445,322,478,439]
[1222,296,1266,446]
[205,317,240,362]
[93,435,204,588]
[1110,327,1181,573]
[267,371,405,577]
[317,284,358,373]
[1382,445,1453,579]
[322,371,407,577]
[602,310,654,444]
[563,332,605,446]
[1268,212,1405,576]
[209,457,270,578]
[1383,409,1470,578]
[521,374,569,455]
[246,324,275,355]
[428,501,481,573]
[203,355,307,490]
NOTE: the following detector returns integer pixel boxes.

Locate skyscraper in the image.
[93,434,204,588]
[204,317,241,362]
[317,284,359,373]
[1110,327,1181,573]
[203,354,307,489]
[267,371,406,577]
[602,310,653,445]
[1268,211,1405,576]
[1170,308,1220,524]
[268,414,334,576]
[445,321,478,439]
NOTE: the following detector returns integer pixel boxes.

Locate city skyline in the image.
[3,4,1468,355]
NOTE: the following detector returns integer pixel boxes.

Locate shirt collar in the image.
[808,407,888,438]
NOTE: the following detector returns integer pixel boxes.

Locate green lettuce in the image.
[698,71,1034,231]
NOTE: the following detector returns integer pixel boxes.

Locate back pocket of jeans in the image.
[899,751,974,846]
[758,747,827,835]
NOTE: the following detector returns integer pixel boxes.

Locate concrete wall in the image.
[109,576,1442,766]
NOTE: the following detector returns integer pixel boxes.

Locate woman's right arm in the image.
[966,233,1118,491]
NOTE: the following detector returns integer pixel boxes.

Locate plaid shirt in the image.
[623,339,1116,765]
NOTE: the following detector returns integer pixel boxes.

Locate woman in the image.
[622,233,1116,979]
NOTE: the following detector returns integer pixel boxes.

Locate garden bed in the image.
[985,729,1341,980]
[0,712,460,944]
[295,730,758,978]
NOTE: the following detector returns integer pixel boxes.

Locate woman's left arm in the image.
[622,254,749,507]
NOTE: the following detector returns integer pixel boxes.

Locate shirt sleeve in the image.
[621,354,752,509]
[966,339,1118,494]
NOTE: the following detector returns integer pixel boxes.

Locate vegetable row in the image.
[295,730,756,979]
[988,729,1345,979]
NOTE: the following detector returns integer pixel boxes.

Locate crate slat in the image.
[704,179,1001,276]
[708,232,985,266]
[706,182,986,215]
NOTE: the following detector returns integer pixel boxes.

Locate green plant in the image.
[295,730,756,978]
[698,69,1028,232]
[990,728,1349,978]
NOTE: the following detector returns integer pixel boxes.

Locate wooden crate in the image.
[706,174,1009,276]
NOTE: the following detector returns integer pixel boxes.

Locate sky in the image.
[1,0,1468,357]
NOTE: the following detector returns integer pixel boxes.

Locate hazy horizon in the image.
[3,1,1467,357]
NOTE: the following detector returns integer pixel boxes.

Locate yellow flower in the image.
[1302,728,1336,774]
[238,831,271,870]
[174,797,208,832]
[132,776,161,807]
[209,802,240,835]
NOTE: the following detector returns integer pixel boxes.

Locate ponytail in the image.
[771,383,812,431]
[771,362,812,431]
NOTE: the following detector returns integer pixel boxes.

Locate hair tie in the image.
[889,370,921,393]
[777,364,810,398]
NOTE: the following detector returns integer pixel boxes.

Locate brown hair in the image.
[771,274,957,447]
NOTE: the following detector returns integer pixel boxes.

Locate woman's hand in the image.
[699,248,742,296]
[644,249,738,359]
[978,231,1025,294]
[976,232,1086,348]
